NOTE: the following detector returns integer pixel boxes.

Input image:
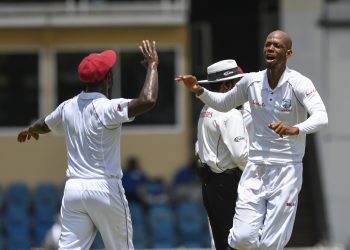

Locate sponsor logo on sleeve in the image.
[286,202,296,207]
[200,111,213,118]
[252,99,265,107]
[116,104,122,111]
[306,89,317,97]
[234,136,245,142]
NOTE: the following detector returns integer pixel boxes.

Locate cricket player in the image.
[18,40,159,250]
[176,30,328,249]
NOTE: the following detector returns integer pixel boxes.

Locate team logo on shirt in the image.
[116,104,122,111]
[280,99,292,111]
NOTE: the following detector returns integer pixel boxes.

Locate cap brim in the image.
[198,73,245,84]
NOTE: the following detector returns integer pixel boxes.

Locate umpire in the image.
[195,60,249,250]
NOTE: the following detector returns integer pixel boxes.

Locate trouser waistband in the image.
[202,164,241,176]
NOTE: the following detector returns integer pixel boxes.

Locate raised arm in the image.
[175,75,204,96]
[17,117,51,142]
[128,40,159,118]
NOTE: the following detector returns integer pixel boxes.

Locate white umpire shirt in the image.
[197,105,249,172]
[198,67,328,165]
[45,92,134,179]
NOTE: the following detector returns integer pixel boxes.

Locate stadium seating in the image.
[6,182,31,212]
[0,181,212,249]
[4,182,32,249]
[175,200,206,247]
[33,182,60,246]
[129,201,148,249]
[6,233,31,250]
[148,202,176,248]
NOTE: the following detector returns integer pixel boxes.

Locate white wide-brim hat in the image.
[198,59,245,84]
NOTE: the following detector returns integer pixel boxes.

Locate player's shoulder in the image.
[241,70,266,85]
[57,97,75,110]
[286,68,313,87]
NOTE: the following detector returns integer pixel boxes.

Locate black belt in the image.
[202,163,240,176]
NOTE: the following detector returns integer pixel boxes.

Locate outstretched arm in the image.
[17,117,51,142]
[175,75,204,96]
[128,40,159,118]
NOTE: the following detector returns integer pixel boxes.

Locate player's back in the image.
[61,92,126,179]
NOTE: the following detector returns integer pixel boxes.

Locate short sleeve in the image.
[95,98,135,128]
[45,101,67,135]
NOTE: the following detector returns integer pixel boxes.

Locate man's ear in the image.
[286,49,292,58]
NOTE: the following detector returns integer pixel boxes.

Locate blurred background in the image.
[0,0,349,249]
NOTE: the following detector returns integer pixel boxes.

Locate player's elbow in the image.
[315,110,328,129]
[142,96,157,111]
[138,96,157,113]
[321,111,328,126]
[233,151,249,170]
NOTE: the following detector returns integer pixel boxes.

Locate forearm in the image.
[198,89,235,112]
[294,110,328,135]
[29,117,51,134]
[128,63,158,117]
[141,62,158,104]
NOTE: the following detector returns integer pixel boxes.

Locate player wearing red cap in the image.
[18,40,159,250]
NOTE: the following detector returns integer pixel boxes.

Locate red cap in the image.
[78,50,117,84]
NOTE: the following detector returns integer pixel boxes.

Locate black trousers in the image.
[199,165,242,250]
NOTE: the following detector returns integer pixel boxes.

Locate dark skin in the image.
[18,40,158,143]
[175,30,299,138]
[263,31,298,137]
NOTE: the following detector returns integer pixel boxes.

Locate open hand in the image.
[139,40,158,68]
[175,75,204,95]
[17,127,39,142]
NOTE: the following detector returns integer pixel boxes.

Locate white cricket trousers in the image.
[59,178,134,250]
[228,162,303,250]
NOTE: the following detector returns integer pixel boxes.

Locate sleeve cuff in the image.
[294,124,306,135]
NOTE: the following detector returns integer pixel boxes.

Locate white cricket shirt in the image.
[198,67,328,164]
[45,92,134,178]
[197,106,249,172]
[240,102,254,142]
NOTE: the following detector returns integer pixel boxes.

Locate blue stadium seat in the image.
[33,182,60,246]
[175,201,206,247]
[0,232,3,250]
[0,187,4,211]
[34,205,56,225]
[4,204,31,239]
[148,203,176,248]
[6,182,31,212]
[129,201,148,249]
[6,232,31,250]
[33,221,55,247]
[34,182,59,209]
